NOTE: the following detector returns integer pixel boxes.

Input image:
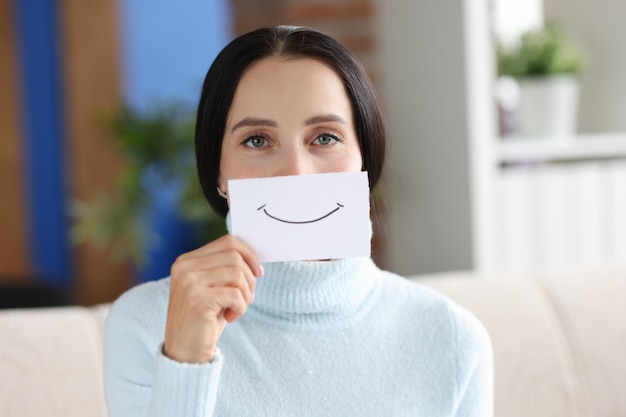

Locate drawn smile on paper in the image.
[257,203,344,224]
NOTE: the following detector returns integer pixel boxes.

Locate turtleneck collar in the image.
[247,257,377,329]
[224,211,378,328]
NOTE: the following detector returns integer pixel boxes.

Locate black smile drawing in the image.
[257,202,344,224]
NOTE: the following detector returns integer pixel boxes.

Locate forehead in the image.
[228,56,353,118]
[239,56,344,86]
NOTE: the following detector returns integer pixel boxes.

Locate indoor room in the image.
[1,0,624,416]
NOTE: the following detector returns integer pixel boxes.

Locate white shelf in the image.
[497,132,626,165]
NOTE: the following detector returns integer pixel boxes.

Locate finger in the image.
[213,236,263,278]
[172,250,257,301]
[203,265,254,304]
[208,286,248,321]
[179,235,263,277]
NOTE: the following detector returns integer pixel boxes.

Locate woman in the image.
[104,26,493,416]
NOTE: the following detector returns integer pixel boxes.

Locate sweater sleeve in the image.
[149,347,223,416]
[103,281,223,417]
[450,303,494,417]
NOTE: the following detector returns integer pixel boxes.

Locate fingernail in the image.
[258,265,265,277]
[250,293,255,304]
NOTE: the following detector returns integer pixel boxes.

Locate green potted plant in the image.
[70,105,225,279]
[497,20,587,138]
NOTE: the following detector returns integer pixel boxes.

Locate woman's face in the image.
[218,57,362,195]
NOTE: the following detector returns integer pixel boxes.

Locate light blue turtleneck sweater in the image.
[104,257,493,416]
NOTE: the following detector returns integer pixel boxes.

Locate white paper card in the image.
[229,172,371,262]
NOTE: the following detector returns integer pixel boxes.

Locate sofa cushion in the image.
[539,266,626,417]
[0,305,109,417]
[416,264,626,417]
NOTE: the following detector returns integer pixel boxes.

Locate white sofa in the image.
[1,264,624,417]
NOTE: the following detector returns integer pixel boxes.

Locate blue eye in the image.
[313,133,341,145]
[242,135,268,148]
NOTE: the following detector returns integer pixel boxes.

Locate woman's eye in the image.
[242,135,268,148]
[313,133,341,145]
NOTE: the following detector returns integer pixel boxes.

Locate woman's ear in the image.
[217,176,228,199]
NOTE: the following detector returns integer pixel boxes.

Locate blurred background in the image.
[2,0,626,307]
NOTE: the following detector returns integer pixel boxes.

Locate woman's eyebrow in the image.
[231,117,278,133]
[305,114,348,126]
[230,114,347,133]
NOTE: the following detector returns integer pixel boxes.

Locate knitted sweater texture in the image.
[103,257,493,416]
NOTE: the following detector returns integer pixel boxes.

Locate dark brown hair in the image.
[195,26,385,217]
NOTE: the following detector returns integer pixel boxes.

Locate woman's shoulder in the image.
[374,268,454,311]
[110,277,170,314]
[374,268,492,349]
[372,268,493,405]
[105,277,171,342]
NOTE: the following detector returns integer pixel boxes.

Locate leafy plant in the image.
[70,105,225,265]
[498,21,586,77]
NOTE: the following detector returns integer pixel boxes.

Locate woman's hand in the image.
[164,235,263,364]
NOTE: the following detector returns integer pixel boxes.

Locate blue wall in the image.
[14,0,72,284]
[119,0,233,111]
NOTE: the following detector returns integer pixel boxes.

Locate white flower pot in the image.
[517,75,580,139]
